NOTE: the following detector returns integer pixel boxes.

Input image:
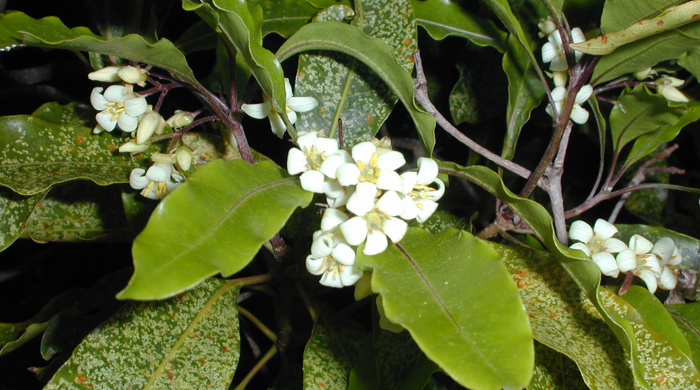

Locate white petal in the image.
[103,85,126,102]
[629,234,653,254]
[658,267,678,290]
[376,170,403,192]
[549,56,569,72]
[287,96,318,113]
[570,105,589,124]
[117,66,144,85]
[283,78,294,100]
[400,172,418,194]
[268,112,287,138]
[575,85,593,104]
[602,238,628,254]
[376,190,404,216]
[341,217,369,246]
[136,112,161,142]
[332,243,356,266]
[570,242,592,257]
[636,270,658,293]
[287,148,308,175]
[592,219,617,239]
[306,255,327,275]
[129,168,149,190]
[416,157,439,184]
[351,142,377,163]
[311,234,334,258]
[338,264,363,286]
[643,254,663,276]
[569,220,593,244]
[363,230,388,255]
[286,110,298,126]
[320,269,345,288]
[400,197,419,221]
[119,140,150,153]
[326,187,352,208]
[652,237,676,264]
[300,170,326,193]
[95,112,117,132]
[541,42,558,63]
[377,151,406,172]
[314,137,339,154]
[321,208,349,232]
[415,200,439,223]
[346,182,378,217]
[323,180,345,199]
[428,179,446,201]
[658,85,689,103]
[241,102,271,119]
[616,249,637,272]
[382,217,408,243]
[336,163,361,186]
[88,66,122,82]
[669,247,683,266]
[296,131,318,150]
[571,27,585,44]
[550,86,567,102]
[320,150,351,179]
[117,113,139,132]
[124,96,148,117]
[591,252,620,277]
[90,87,108,110]
[145,164,169,182]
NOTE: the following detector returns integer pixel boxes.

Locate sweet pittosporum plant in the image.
[2,0,700,388]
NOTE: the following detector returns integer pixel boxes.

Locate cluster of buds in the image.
[287,132,445,288]
[634,68,690,103]
[88,65,196,200]
[538,17,593,125]
[569,219,682,293]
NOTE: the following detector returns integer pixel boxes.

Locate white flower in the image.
[335,140,405,192]
[241,78,318,138]
[90,85,148,132]
[652,237,682,290]
[399,157,445,223]
[340,189,407,256]
[287,131,348,195]
[656,76,689,103]
[616,235,663,293]
[129,155,184,200]
[569,219,628,277]
[541,27,585,71]
[306,230,362,288]
[546,84,593,124]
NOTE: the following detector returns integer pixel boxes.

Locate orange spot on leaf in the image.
[657,20,664,26]
[77,135,86,142]
[601,35,608,44]
[167,372,174,380]
[78,375,87,382]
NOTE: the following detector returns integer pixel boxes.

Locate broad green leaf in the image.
[294,0,416,148]
[357,228,533,390]
[666,303,700,369]
[529,342,589,390]
[501,34,546,160]
[609,85,687,168]
[600,0,679,33]
[0,103,146,196]
[117,160,313,300]
[174,21,217,54]
[449,64,479,125]
[21,183,133,243]
[599,287,700,387]
[348,325,437,390]
[45,278,241,389]
[183,0,287,120]
[0,187,46,252]
[277,21,436,154]
[256,0,327,38]
[616,224,700,270]
[0,289,83,356]
[411,0,507,50]
[495,243,634,389]
[0,11,199,85]
[303,320,365,390]
[574,0,700,55]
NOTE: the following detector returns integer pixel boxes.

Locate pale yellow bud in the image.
[136,111,165,144]
[118,66,149,86]
[119,140,150,154]
[175,145,194,172]
[166,110,195,129]
[88,66,122,82]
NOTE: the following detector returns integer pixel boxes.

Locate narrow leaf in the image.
[45,278,241,389]
[357,228,533,390]
[117,160,313,300]
[481,0,540,72]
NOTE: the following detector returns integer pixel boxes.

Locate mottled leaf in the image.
[0,103,145,196]
[256,0,329,38]
[303,320,365,390]
[0,187,46,252]
[412,0,506,50]
[277,21,436,153]
[449,64,479,125]
[117,160,313,300]
[666,303,700,369]
[45,278,241,389]
[529,342,589,390]
[357,228,533,390]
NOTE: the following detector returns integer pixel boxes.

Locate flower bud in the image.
[166,110,195,129]
[88,66,122,82]
[136,111,165,144]
[633,68,655,80]
[118,66,149,86]
[119,140,150,154]
[175,145,194,172]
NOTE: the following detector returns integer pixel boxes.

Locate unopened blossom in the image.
[541,27,585,71]
[538,17,556,37]
[633,68,656,80]
[569,219,628,277]
[119,140,150,154]
[341,188,407,256]
[616,234,663,293]
[166,110,195,129]
[88,65,148,86]
[136,110,166,144]
[547,84,593,124]
[90,85,148,133]
[241,78,318,138]
[287,131,348,195]
[175,145,194,172]
[335,140,405,192]
[306,230,362,288]
[651,237,682,290]
[399,157,445,223]
[129,153,184,200]
[655,75,689,103]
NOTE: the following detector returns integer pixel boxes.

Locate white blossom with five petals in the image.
[569,219,628,277]
[90,85,148,133]
[399,157,445,223]
[616,235,663,293]
[306,230,363,288]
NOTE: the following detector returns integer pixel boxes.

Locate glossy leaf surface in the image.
[118,160,313,300]
[357,228,533,390]
[46,278,241,389]
[0,188,45,252]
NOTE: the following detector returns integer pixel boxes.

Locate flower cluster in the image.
[634,68,690,103]
[538,18,593,125]
[89,65,197,200]
[569,219,682,293]
[287,132,445,288]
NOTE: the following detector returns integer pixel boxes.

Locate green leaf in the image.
[666,302,700,369]
[357,228,533,390]
[0,11,198,84]
[0,187,46,252]
[448,63,480,125]
[600,0,678,33]
[117,160,313,300]
[608,85,688,168]
[303,320,365,390]
[0,103,145,196]
[495,243,634,389]
[256,0,326,38]
[348,325,437,390]
[276,21,436,154]
[183,0,287,120]
[294,0,417,148]
[411,0,506,50]
[501,34,546,160]
[481,0,540,73]
[45,278,241,389]
[529,342,590,390]
[21,183,133,243]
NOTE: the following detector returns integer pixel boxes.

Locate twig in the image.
[232,345,278,390]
